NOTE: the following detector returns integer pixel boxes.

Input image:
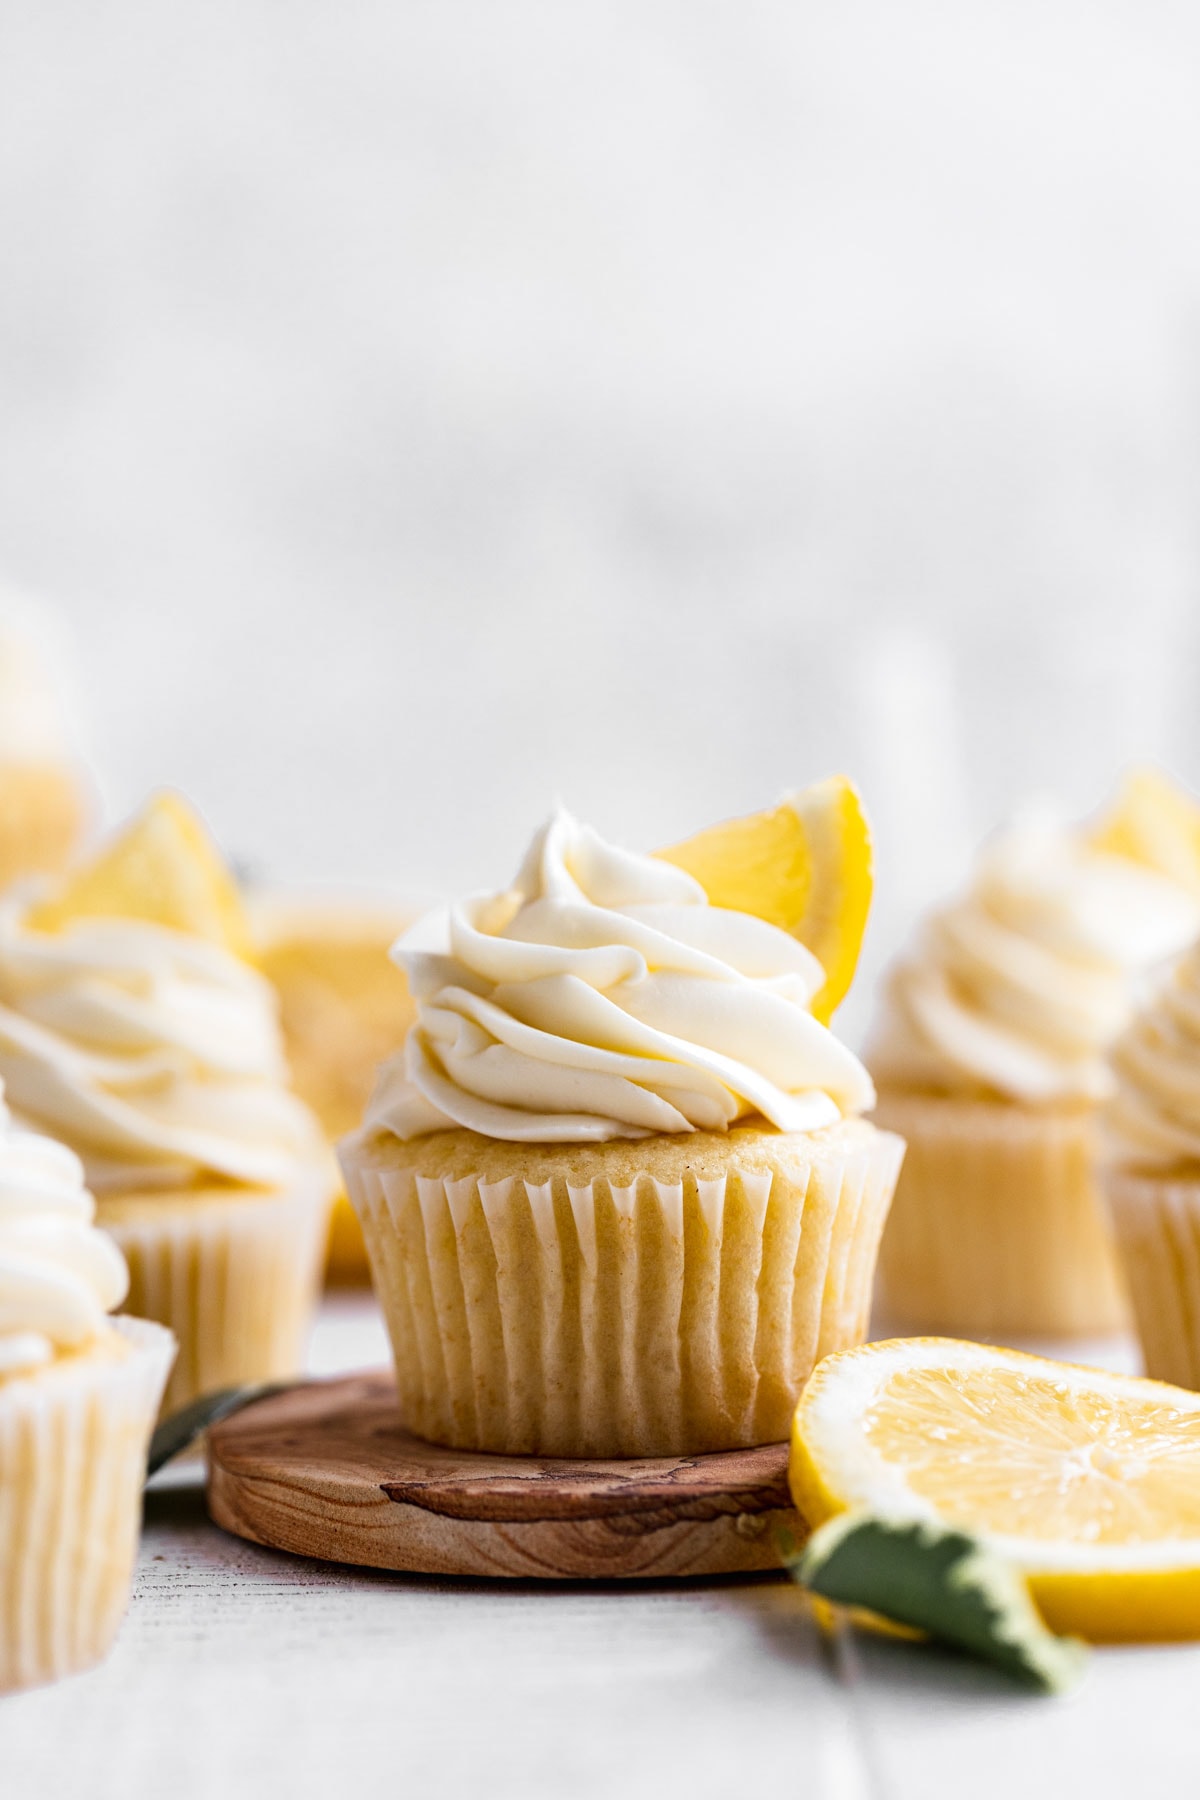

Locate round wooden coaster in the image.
[206,1372,799,1580]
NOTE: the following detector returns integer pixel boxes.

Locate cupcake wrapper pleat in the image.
[100,1175,331,1415]
[873,1093,1127,1336]
[344,1130,903,1457]
[0,1316,174,1694]
[1105,1170,1200,1390]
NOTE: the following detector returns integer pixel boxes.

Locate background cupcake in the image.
[0,601,91,892]
[250,891,418,1281]
[869,812,1199,1335]
[0,793,334,1413]
[0,1085,173,1693]
[341,790,904,1458]
[1105,942,1200,1387]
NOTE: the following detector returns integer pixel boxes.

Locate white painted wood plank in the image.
[6,1294,1195,1799]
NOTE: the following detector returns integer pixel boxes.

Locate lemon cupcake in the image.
[0,603,90,890]
[869,814,1198,1336]
[251,893,417,1280]
[1104,942,1200,1387]
[0,1086,173,1692]
[341,789,904,1458]
[0,795,334,1414]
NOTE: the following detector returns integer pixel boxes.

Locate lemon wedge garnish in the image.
[656,776,872,1021]
[29,790,252,957]
[1088,765,1200,899]
[790,1337,1200,1642]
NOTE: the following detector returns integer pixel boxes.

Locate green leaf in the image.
[789,1510,1088,1694]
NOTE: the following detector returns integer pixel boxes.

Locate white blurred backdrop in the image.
[2,2,1199,1038]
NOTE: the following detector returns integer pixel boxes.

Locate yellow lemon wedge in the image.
[790,1337,1200,1643]
[1088,765,1200,899]
[28,790,252,957]
[656,776,872,1021]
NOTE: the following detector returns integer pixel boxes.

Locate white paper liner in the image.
[0,1315,174,1694]
[99,1168,332,1415]
[342,1128,904,1457]
[872,1092,1127,1336]
[1105,1169,1200,1390]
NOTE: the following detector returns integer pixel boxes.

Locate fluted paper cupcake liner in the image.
[1105,1168,1200,1389]
[99,1169,333,1415]
[873,1092,1127,1336]
[0,1316,174,1694]
[341,1122,904,1458]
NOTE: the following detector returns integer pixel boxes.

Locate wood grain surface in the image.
[206,1372,800,1579]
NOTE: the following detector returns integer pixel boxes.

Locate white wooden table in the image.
[6,1296,1199,1799]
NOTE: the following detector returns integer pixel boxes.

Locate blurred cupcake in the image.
[341,789,903,1458]
[1090,765,1200,901]
[251,893,417,1280]
[869,813,1198,1335]
[1105,943,1200,1387]
[0,600,91,890]
[0,794,334,1413]
[0,1085,173,1693]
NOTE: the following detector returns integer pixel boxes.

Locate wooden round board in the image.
[206,1372,799,1580]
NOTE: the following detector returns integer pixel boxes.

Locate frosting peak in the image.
[868,818,1200,1106]
[0,906,321,1192]
[366,809,874,1144]
[0,1088,128,1378]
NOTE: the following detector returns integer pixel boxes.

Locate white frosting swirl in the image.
[366,809,874,1144]
[1109,943,1200,1169]
[0,907,321,1191]
[0,1089,128,1378]
[868,818,1200,1106]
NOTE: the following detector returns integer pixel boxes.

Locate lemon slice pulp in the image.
[29,790,251,956]
[656,775,872,1021]
[790,1337,1200,1641]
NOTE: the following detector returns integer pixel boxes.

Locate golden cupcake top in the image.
[365,786,876,1146]
[0,1081,128,1378]
[868,809,1199,1106]
[0,793,322,1193]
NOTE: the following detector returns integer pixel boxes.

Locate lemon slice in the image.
[1088,765,1200,898]
[790,1337,1200,1642]
[29,790,252,956]
[656,776,872,1021]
